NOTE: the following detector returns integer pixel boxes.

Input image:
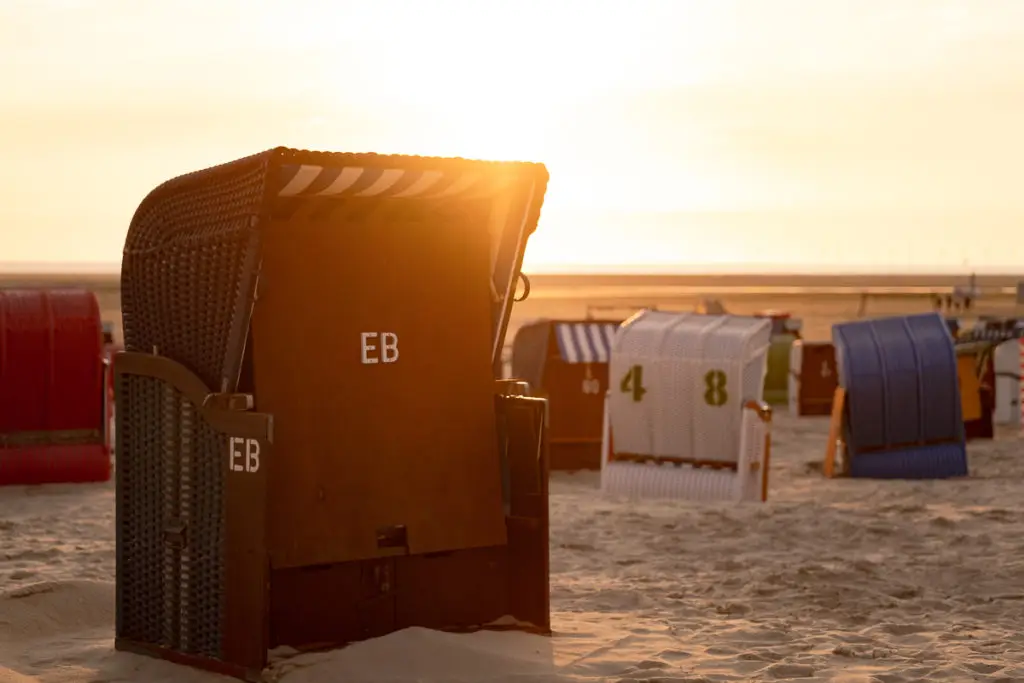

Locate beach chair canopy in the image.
[122,147,548,390]
[511,319,619,390]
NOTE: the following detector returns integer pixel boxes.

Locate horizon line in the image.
[0,261,1020,278]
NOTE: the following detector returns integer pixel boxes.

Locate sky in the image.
[2,0,1024,273]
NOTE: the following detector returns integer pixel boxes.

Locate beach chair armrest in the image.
[737,399,773,501]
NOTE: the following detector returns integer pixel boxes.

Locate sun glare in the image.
[325,44,571,163]
[313,1,713,166]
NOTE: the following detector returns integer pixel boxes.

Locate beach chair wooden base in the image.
[823,386,968,479]
[600,399,772,502]
[114,354,551,681]
[823,387,848,478]
[549,438,603,471]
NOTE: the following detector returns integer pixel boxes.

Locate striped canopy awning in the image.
[269,152,548,367]
[277,163,521,200]
[125,147,549,385]
[554,322,619,364]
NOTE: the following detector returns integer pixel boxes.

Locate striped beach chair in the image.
[511,319,621,470]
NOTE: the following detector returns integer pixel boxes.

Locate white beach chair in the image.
[994,339,1021,426]
[600,311,773,502]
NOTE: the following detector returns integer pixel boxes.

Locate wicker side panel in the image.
[121,155,270,392]
[116,372,224,659]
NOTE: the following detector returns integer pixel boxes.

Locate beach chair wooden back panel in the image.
[787,341,838,417]
[252,206,506,570]
[544,321,618,470]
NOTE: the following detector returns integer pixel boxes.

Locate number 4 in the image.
[619,365,647,402]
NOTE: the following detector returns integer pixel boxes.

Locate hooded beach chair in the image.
[112,148,552,680]
[600,311,774,502]
[787,340,838,417]
[510,319,621,470]
[0,289,111,485]
[823,313,969,479]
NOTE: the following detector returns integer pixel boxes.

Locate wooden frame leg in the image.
[823,387,846,478]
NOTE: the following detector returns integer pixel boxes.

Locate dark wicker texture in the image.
[121,152,271,391]
[118,153,271,661]
[116,374,224,658]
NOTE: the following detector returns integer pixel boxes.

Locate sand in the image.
[1,413,1022,683]
[2,273,1022,681]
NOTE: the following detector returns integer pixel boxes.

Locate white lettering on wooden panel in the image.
[360,332,399,364]
[228,436,261,473]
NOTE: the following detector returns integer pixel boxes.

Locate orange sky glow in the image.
[2,0,1023,273]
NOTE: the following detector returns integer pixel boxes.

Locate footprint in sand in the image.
[560,543,597,552]
[963,661,1004,674]
[762,662,816,679]
[880,623,929,636]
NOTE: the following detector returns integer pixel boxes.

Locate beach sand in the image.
[1,276,1022,682]
[1,414,1022,682]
